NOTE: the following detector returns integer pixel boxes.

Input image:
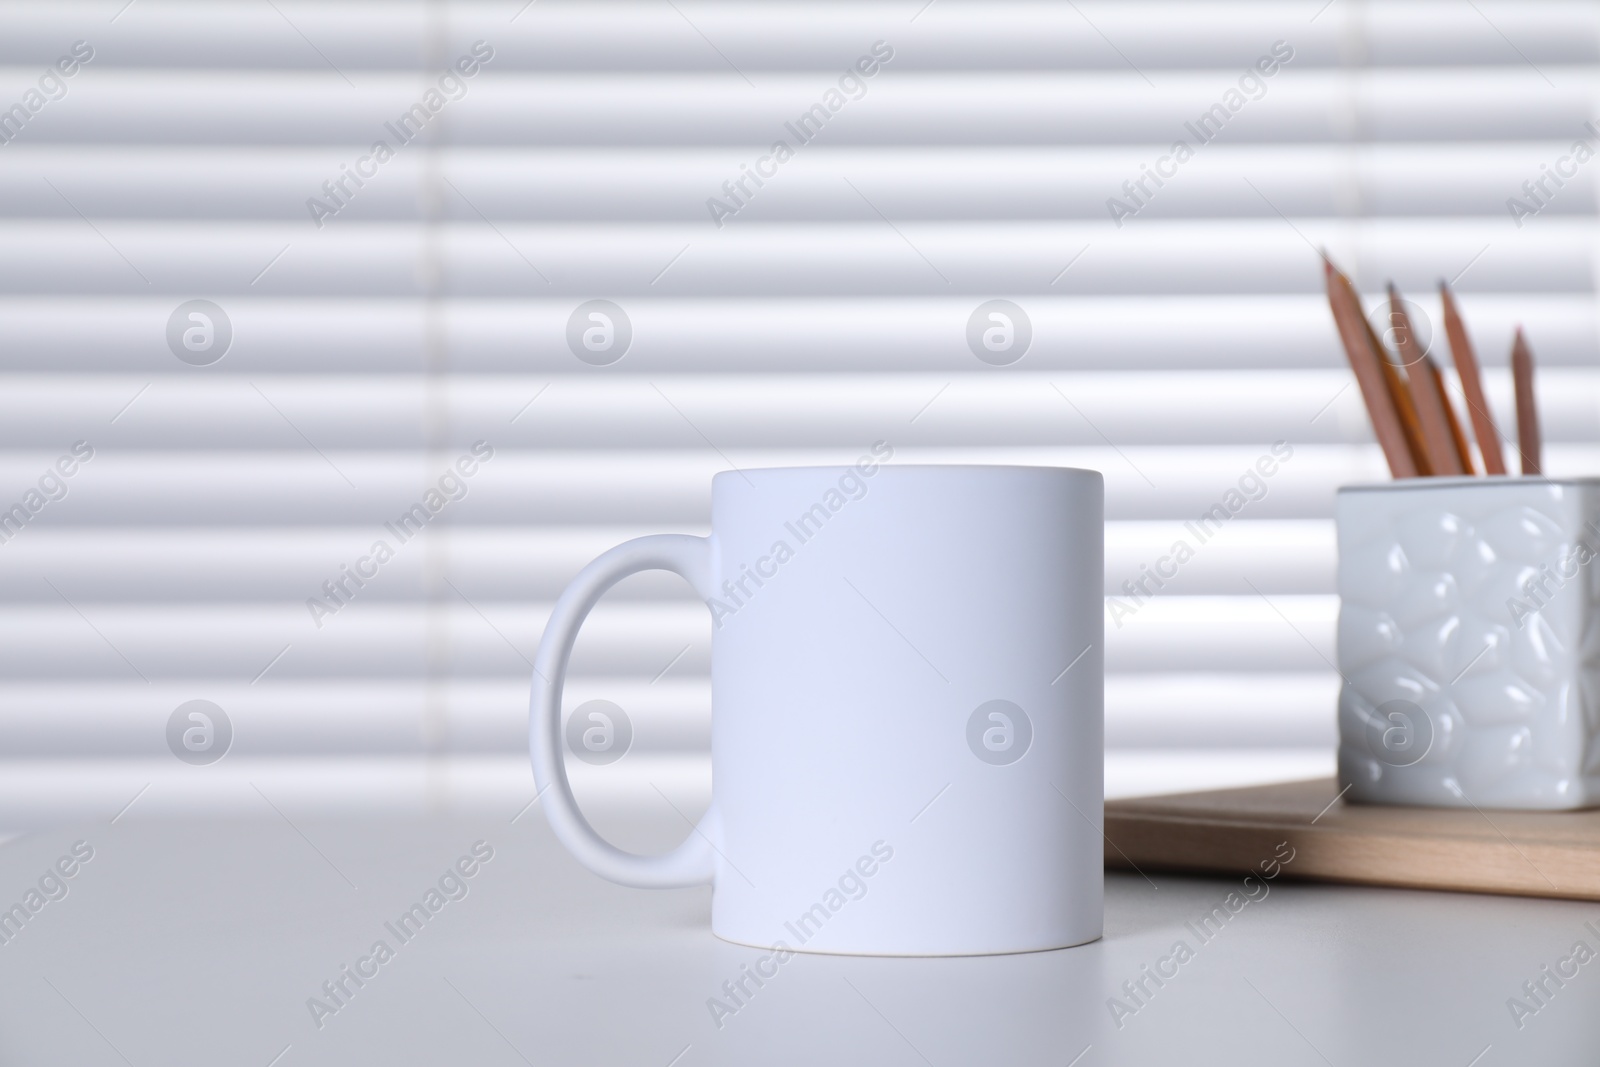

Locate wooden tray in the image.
[1104,777,1600,901]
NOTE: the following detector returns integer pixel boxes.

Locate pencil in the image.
[1325,259,1419,478]
[1439,282,1507,475]
[1426,355,1475,474]
[1386,284,1460,475]
[1511,327,1541,475]
[1334,263,1429,473]
[1358,296,1430,475]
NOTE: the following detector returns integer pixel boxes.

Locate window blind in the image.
[1,0,1596,826]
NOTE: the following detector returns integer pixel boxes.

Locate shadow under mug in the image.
[531,463,1105,955]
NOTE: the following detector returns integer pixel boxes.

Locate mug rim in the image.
[714,463,1102,480]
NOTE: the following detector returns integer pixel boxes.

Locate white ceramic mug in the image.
[530,460,1104,955]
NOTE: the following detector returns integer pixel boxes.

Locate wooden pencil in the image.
[1440,282,1507,475]
[1333,264,1428,473]
[1359,304,1430,475]
[1426,355,1475,474]
[1511,327,1541,475]
[1324,259,1419,478]
[1383,284,1458,474]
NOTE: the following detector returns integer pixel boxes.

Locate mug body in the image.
[1337,477,1600,810]
[705,461,1103,955]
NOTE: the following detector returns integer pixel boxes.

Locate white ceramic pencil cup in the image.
[1337,477,1600,810]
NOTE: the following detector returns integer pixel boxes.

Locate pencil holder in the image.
[1337,477,1600,810]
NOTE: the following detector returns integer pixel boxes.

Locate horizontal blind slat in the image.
[0,671,1338,755]
[4,3,1596,70]
[0,520,1339,600]
[26,445,1600,524]
[0,596,1339,679]
[0,371,1585,447]
[4,145,1596,221]
[1,295,1593,371]
[5,71,1598,145]
[0,446,1394,524]
[0,221,1589,295]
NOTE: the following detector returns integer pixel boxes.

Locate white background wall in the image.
[0,0,1596,827]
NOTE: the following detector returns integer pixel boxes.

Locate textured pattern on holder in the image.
[1337,485,1600,810]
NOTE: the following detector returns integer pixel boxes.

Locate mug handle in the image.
[529,534,718,888]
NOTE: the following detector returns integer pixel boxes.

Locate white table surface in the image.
[0,805,1594,1066]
